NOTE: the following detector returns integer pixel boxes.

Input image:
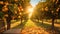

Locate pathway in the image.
[3,19,49,34]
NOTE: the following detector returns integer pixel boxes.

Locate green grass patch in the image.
[11,20,28,29]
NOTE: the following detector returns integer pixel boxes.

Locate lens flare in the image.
[28,8,34,18]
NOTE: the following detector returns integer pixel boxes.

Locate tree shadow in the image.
[12,19,28,29]
[55,22,60,24]
[31,19,60,34]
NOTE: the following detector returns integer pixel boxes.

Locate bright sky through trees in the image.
[30,0,40,7]
[29,0,46,18]
[30,0,46,7]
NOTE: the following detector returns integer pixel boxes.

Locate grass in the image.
[12,19,37,29]
[24,19,37,27]
[32,19,60,34]
[33,21,52,30]
[12,20,28,29]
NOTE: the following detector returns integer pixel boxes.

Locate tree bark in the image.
[6,11,12,30]
[38,18,39,23]
[20,17,23,26]
[6,17,11,30]
[42,19,43,24]
[52,18,55,29]
[21,18,22,24]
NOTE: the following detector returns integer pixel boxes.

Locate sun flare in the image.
[28,8,33,13]
[28,7,34,18]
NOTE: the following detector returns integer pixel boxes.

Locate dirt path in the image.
[21,19,49,34]
[3,19,49,34]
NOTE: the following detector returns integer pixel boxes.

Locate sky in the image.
[30,0,46,7]
[30,0,40,7]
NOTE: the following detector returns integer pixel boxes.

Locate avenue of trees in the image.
[31,0,60,29]
[0,0,60,33]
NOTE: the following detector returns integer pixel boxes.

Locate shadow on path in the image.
[31,19,60,34]
[12,19,28,29]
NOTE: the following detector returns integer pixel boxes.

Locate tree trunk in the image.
[52,18,55,29]
[46,19,48,22]
[6,18,11,30]
[6,10,13,30]
[21,16,22,24]
[42,19,43,24]
[38,18,39,23]
[21,18,22,24]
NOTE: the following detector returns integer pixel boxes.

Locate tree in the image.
[0,1,6,33]
[31,1,46,24]
[31,0,60,29]
[17,0,31,24]
[48,0,60,29]
[0,0,22,30]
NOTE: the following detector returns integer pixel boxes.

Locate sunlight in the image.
[25,19,37,27]
[28,8,33,13]
[28,7,34,18]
